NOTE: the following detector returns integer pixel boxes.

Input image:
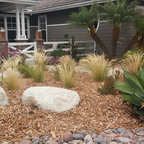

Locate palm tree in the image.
[70,3,110,57]
[122,16,144,55]
[99,0,137,58]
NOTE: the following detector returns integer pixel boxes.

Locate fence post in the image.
[35,29,44,51]
[0,28,8,62]
[69,38,72,57]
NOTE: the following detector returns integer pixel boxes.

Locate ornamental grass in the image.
[80,54,111,82]
[121,51,144,74]
[58,56,76,88]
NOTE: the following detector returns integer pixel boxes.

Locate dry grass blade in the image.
[121,52,144,73]
[80,54,111,82]
[34,52,47,70]
[58,56,76,88]
[3,68,24,90]
[1,55,22,71]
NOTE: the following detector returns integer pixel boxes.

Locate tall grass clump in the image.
[58,56,76,88]
[34,52,47,70]
[1,55,21,71]
[80,54,111,82]
[3,68,24,90]
[121,51,144,74]
[30,66,44,83]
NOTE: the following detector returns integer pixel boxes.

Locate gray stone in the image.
[32,137,40,142]
[117,128,126,133]
[56,138,63,144]
[63,132,73,142]
[73,134,84,140]
[139,137,144,142]
[118,137,130,143]
[33,142,39,144]
[84,134,93,143]
[41,135,50,141]
[94,138,105,144]
[80,130,87,137]
[111,129,117,133]
[92,134,97,139]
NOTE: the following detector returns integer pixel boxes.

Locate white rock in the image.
[0,87,8,106]
[107,67,123,78]
[22,87,80,112]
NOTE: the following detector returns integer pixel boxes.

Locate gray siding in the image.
[47,22,136,56]
[47,25,93,41]
[97,22,136,56]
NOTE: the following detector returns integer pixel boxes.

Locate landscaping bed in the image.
[0,72,144,143]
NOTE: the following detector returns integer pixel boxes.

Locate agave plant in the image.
[115,66,144,116]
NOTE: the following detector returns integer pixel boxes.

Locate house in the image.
[0,0,144,55]
[0,0,39,41]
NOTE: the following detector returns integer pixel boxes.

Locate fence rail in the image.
[7,40,96,59]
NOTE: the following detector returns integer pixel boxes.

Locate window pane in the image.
[39,16,46,29]
[0,16,4,28]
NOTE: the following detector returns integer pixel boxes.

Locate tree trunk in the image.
[111,26,120,58]
[120,34,138,57]
[90,28,110,57]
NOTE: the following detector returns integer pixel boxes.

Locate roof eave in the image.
[0,0,39,6]
[31,0,115,14]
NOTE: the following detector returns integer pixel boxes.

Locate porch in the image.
[0,0,38,41]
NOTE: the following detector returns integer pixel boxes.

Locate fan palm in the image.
[70,3,110,57]
[100,0,137,58]
[122,16,144,55]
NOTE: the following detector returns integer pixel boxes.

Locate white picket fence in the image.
[8,40,95,59]
[8,42,37,59]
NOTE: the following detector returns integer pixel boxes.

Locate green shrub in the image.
[18,63,33,78]
[18,64,44,83]
[98,76,117,95]
[115,66,144,116]
[51,50,65,57]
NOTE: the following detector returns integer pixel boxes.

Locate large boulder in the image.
[22,87,80,112]
[0,87,8,106]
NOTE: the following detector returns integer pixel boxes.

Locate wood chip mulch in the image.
[0,72,144,143]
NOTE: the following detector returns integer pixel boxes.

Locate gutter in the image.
[31,0,115,14]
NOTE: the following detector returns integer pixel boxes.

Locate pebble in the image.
[73,134,84,140]
[117,128,126,133]
[93,137,104,143]
[118,137,130,143]
[84,134,93,143]
[63,132,73,142]
[3,127,144,144]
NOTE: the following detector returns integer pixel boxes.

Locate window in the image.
[38,15,47,41]
[7,17,16,29]
[38,16,46,30]
[0,16,4,28]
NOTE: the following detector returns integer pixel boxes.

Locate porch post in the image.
[16,7,21,40]
[21,8,26,39]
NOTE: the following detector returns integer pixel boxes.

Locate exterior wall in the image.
[29,7,136,56]
[47,24,92,41]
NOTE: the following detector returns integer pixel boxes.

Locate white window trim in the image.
[38,15,47,41]
[0,14,30,41]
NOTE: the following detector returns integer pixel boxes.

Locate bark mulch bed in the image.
[0,72,143,143]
